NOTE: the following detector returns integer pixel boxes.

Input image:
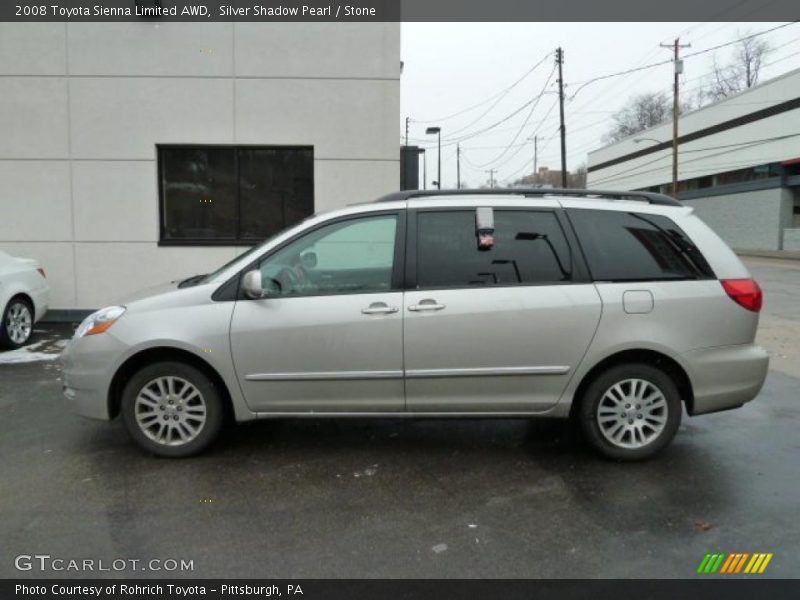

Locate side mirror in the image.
[243,270,282,299]
[300,251,318,269]
[242,270,265,299]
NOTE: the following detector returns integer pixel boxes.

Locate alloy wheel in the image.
[134,376,208,446]
[596,378,668,449]
[6,302,32,345]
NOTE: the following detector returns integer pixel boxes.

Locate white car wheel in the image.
[2,298,33,348]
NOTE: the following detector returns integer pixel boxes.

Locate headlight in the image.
[75,306,126,338]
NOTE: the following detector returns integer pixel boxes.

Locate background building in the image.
[587,67,800,252]
[0,22,400,315]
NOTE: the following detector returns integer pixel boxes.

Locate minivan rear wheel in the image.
[121,361,224,457]
[578,363,681,460]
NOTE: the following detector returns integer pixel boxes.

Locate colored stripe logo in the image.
[697,553,773,574]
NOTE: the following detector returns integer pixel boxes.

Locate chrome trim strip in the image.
[253,410,559,418]
[245,370,403,382]
[405,366,570,378]
[246,366,569,382]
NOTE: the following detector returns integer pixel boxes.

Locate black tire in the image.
[0,296,34,350]
[578,363,682,461]
[121,361,224,458]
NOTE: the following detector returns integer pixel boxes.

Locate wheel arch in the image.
[108,346,235,420]
[569,348,695,418]
[4,291,34,313]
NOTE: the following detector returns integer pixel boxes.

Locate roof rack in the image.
[374,188,681,207]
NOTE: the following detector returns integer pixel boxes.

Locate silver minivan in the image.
[62,189,769,460]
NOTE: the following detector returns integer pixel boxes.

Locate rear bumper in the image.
[682,344,769,415]
[30,286,49,322]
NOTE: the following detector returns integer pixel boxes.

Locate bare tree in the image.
[567,164,587,189]
[706,32,771,102]
[603,91,671,144]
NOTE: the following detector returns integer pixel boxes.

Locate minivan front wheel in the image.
[579,363,681,460]
[121,361,224,457]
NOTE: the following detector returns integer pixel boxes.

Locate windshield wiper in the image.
[177,274,208,288]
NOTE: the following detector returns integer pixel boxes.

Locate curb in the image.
[736,249,800,262]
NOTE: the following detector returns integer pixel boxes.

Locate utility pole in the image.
[660,38,690,197]
[422,151,427,190]
[486,169,496,188]
[556,47,567,188]
[405,117,409,146]
[456,144,461,190]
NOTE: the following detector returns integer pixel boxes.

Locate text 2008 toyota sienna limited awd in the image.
[61,189,769,460]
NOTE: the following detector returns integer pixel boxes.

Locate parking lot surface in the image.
[1,259,798,578]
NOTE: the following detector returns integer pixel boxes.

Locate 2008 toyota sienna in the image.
[61,188,769,460]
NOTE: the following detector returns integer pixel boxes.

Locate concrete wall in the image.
[0,22,400,310]
[783,229,800,251]
[683,187,794,251]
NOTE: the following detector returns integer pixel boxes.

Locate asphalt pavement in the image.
[0,259,798,579]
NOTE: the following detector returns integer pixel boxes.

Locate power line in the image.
[441,54,553,138]
[654,39,800,99]
[499,127,561,182]
[562,32,800,163]
[411,51,553,124]
[415,83,560,151]
[470,65,557,168]
[490,99,560,171]
[567,22,798,100]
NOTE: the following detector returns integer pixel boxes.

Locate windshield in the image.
[198,238,274,284]
[195,212,336,285]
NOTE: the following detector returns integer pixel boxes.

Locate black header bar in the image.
[2,0,799,22]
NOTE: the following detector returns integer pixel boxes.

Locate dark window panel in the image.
[238,147,314,240]
[161,147,237,240]
[569,209,714,282]
[158,145,314,244]
[416,210,572,288]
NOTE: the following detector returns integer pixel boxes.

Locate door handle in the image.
[361,302,399,315]
[408,299,446,312]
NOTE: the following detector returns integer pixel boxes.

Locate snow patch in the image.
[0,339,66,365]
[353,464,379,478]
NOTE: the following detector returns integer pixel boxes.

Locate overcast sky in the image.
[400,21,800,188]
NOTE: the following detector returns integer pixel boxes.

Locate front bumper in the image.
[682,344,769,415]
[61,333,127,421]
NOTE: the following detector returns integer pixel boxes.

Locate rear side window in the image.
[416,210,572,288]
[568,209,714,282]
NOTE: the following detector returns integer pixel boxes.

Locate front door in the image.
[403,207,602,413]
[230,212,405,413]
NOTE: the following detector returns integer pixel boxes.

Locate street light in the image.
[633,137,663,145]
[426,126,441,189]
[417,148,426,190]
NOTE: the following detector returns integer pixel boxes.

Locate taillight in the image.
[37,267,46,278]
[721,279,762,312]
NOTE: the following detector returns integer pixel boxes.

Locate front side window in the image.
[159,145,313,244]
[416,210,572,288]
[568,209,714,282]
[258,215,398,297]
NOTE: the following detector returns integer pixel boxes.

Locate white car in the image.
[0,251,49,348]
